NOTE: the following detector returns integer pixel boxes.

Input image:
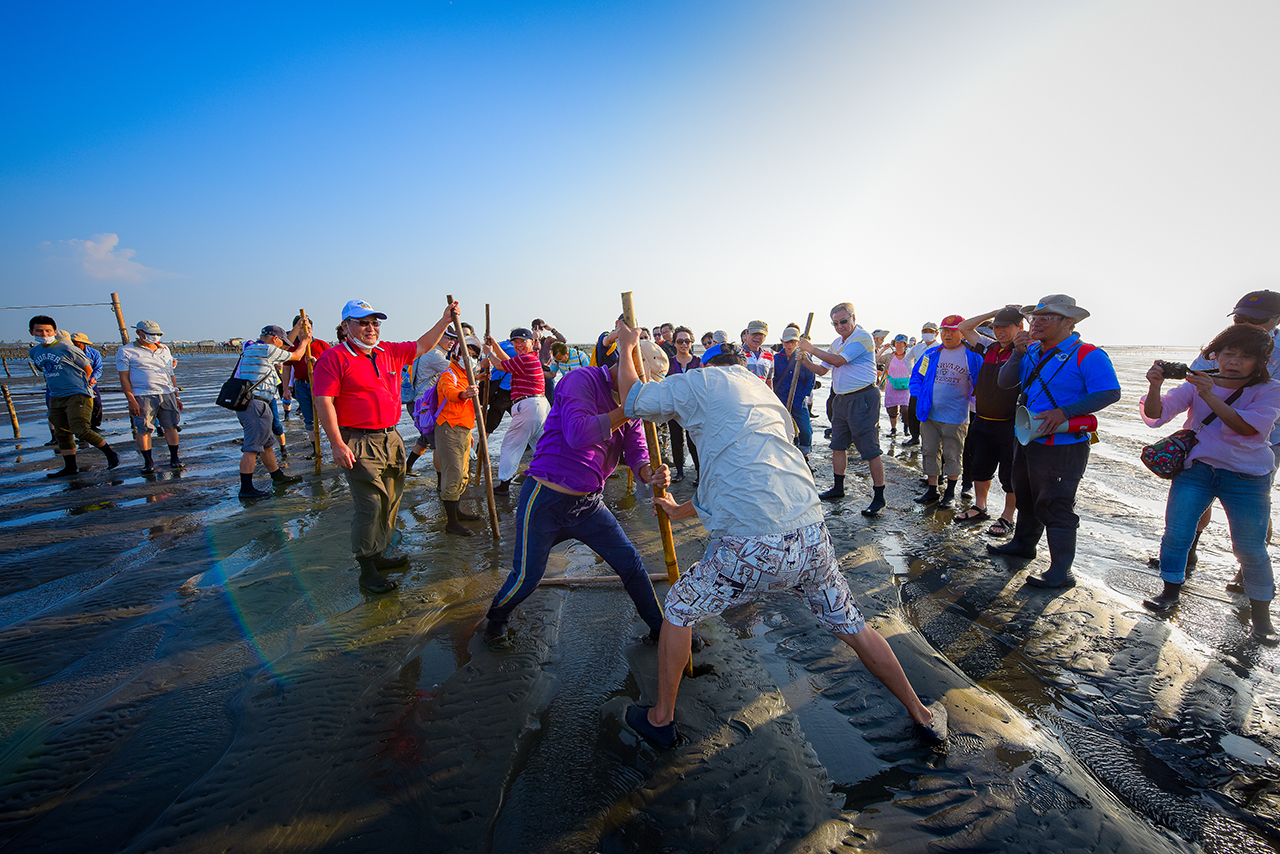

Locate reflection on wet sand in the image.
[0,350,1276,853]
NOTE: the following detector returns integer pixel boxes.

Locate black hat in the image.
[1231,290,1280,321]
[993,307,1024,326]
[510,327,535,341]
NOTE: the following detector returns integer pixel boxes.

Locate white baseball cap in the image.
[341,300,387,321]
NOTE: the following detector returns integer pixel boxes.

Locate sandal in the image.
[953,507,989,524]
[986,517,1013,537]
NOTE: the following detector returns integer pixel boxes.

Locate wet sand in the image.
[0,348,1277,853]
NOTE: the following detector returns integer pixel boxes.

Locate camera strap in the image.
[1193,386,1247,432]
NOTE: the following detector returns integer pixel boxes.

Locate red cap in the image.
[940,314,964,329]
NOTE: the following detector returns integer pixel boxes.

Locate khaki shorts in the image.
[665,521,866,635]
[131,392,180,433]
[236,399,275,453]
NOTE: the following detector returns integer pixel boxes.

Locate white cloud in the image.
[44,233,172,282]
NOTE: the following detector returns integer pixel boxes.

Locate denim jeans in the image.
[788,404,813,455]
[1159,461,1274,601]
[486,478,664,634]
[292,380,315,429]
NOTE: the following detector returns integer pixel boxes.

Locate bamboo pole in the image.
[483,304,491,426]
[448,295,500,538]
[2,357,10,378]
[2,384,19,438]
[298,309,324,475]
[621,292,690,675]
[785,312,815,421]
[538,573,668,587]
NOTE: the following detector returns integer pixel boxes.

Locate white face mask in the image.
[348,337,374,352]
[141,332,162,344]
[33,334,55,345]
[922,332,936,343]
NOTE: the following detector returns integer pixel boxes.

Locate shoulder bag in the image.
[216,355,271,412]
[1140,386,1246,478]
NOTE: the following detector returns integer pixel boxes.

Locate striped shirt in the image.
[498,352,545,400]
[234,342,292,401]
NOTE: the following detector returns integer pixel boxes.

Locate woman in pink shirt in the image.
[1140,324,1280,644]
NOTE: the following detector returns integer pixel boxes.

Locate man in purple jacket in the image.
[482,337,672,645]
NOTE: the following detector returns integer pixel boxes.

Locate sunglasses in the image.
[350,319,381,328]
[675,338,692,344]
[832,317,851,327]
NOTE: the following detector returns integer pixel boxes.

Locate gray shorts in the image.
[131,392,181,433]
[236,399,276,453]
[829,386,882,460]
[665,521,866,635]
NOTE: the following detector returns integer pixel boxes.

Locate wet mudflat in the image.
[0,348,1276,853]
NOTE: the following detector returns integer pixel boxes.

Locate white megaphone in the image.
[1014,405,1098,445]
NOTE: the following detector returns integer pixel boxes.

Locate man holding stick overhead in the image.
[615,327,945,749]
[313,298,459,594]
[482,324,672,645]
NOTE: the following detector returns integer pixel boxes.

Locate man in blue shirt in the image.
[773,325,818,461]
[908,315,983,507]
[28,316,119,476]
[988,295,1121,589]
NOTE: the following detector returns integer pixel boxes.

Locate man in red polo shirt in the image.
[313,298,460,594]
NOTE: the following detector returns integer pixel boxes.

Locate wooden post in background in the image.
[110,292,130,346]
[448,295,500,538]
[298,309,323,475]
[2,385,19,438]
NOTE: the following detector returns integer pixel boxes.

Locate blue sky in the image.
[3,1,1278,347]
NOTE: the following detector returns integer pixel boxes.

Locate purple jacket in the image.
[524,365,650,493]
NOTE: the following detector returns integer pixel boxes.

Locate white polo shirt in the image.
[116,342,176,394]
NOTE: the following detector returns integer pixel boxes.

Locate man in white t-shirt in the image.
[799,302,887,517]
[116,320,182,474]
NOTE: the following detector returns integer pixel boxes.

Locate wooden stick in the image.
[298,309,324,475]
[483,304,492,426]
[621,292,691,675]
[2,384,19,438]
[2,357,10,378]
[448,295,500,538]
[785,313,815,432]
[538,573,668,587]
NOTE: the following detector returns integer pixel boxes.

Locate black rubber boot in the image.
[1027,527,1077,589]
[357,556,398,594]
[914,485,939,505]
[47,455,78,478]
[443,500,474,536]
[938,480,957,507]
[1251,600,1279,645]
[1143,581,1182,615]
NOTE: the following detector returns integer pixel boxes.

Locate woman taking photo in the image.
[1141,324,1280,644]
[667,326,701,481]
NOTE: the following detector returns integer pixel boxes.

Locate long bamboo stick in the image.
[621,293,690,675]
[298,309,323,475]
[448,295,500,538]
[785,312,815,427]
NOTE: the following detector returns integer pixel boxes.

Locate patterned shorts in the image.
[665,521,866,635]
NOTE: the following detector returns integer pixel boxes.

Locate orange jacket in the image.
[436,362,476,429]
